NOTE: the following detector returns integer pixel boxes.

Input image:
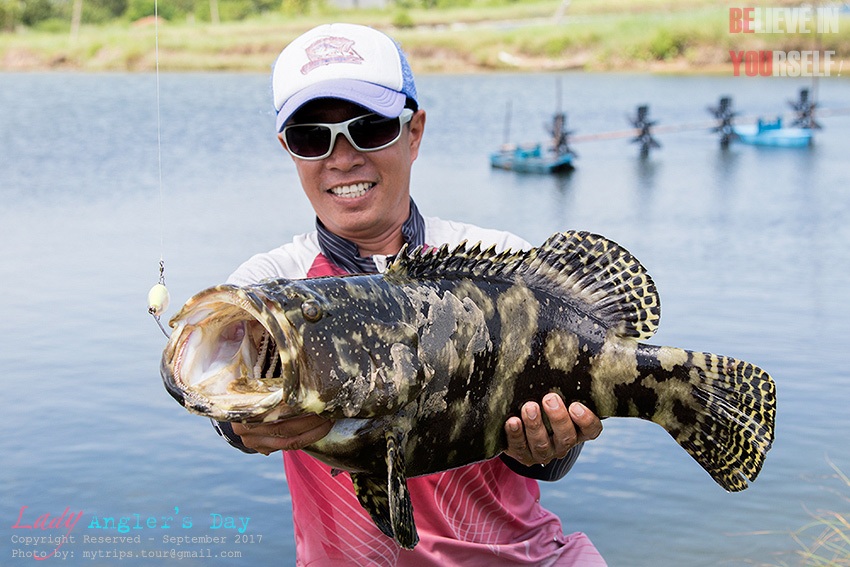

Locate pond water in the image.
[2,70,849,565]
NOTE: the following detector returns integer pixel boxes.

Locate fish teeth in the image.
[330,182,373,198]
[252,331,270,379]
[252,331,280,379]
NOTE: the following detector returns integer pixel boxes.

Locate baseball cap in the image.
[272,23,418,132]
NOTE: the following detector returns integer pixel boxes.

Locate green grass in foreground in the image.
[786,461,850,567]
[2,0,849,73]
[751,460,850,567]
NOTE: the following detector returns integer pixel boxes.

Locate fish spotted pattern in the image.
[161,230,776,549]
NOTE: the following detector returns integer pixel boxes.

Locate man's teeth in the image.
[329,182,373,198]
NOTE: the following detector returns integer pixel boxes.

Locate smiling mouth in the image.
[329,182,375,198]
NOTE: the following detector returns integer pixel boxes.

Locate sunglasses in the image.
[281,109,415,161]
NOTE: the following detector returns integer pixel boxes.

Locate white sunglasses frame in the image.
[281,108,415,161]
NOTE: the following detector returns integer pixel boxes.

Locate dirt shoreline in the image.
[0,43,733,75]
[3,11,844,76]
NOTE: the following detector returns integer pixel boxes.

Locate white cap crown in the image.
[273,23,418,131]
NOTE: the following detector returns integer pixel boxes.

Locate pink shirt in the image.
[284,451,604,566]
[229,217,606,566]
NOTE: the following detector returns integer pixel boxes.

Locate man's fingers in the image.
[504,416,534,466]
[232,415,333,455]
[543,394,578,459]
[501,397,605,467]
[569,402,603,442]
[521,401,557,465]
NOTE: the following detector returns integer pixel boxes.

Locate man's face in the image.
[279,99,426,253]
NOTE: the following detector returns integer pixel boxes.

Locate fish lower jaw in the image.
[329,182,374,198]
[185,391,287,422]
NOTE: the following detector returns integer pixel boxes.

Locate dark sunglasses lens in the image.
[285,125,332,158]
[349,115,401,149]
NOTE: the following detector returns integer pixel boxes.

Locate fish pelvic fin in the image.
[387,231,660,341]
[349,429,418,549]
[644,347,776,492]
[387,429,418,549]
[350,472,395,541]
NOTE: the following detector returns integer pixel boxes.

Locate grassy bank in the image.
[770,461,850,567]
[2,0,849,73]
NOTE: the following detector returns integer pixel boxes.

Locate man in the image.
[214,23,606,565]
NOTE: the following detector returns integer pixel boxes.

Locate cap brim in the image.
[275,79,407,132]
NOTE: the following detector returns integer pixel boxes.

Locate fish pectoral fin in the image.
[349,429,419,550]
[386,428,418,549]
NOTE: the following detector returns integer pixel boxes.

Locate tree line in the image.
[2,0,319,31]
[1,0,485,31]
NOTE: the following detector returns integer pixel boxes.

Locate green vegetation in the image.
[786,461,850,566]
[761,460,850,567]
[1,0,848,72]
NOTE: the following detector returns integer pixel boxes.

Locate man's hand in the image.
[503,393,603,466]
[232,414,333,456]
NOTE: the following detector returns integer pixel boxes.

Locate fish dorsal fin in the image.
[534,231,660,340]
[386,231,660,340]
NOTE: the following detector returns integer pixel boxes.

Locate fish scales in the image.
[161,230,776,550]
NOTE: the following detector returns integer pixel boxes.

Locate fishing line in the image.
[147,0,171,338]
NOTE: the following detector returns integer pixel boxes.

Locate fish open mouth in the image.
[160,285,300,423]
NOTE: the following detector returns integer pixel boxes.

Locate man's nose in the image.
[325,133,365,168]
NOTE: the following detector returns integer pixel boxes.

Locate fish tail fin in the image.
[642,346,776,492]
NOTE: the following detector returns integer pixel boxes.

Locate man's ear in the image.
[407,109,426,162]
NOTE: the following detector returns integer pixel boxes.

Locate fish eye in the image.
[301,299,322,322]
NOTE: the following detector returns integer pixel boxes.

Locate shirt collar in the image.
[316,198,425,274]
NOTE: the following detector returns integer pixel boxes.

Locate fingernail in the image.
[526,405,538,420]
[545,395,559,410]
[571,402,586,417]
[508,420,520,432]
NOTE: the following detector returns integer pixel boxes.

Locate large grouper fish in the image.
[161,230,776,549]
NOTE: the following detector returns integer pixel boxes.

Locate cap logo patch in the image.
[301,36,364,75]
